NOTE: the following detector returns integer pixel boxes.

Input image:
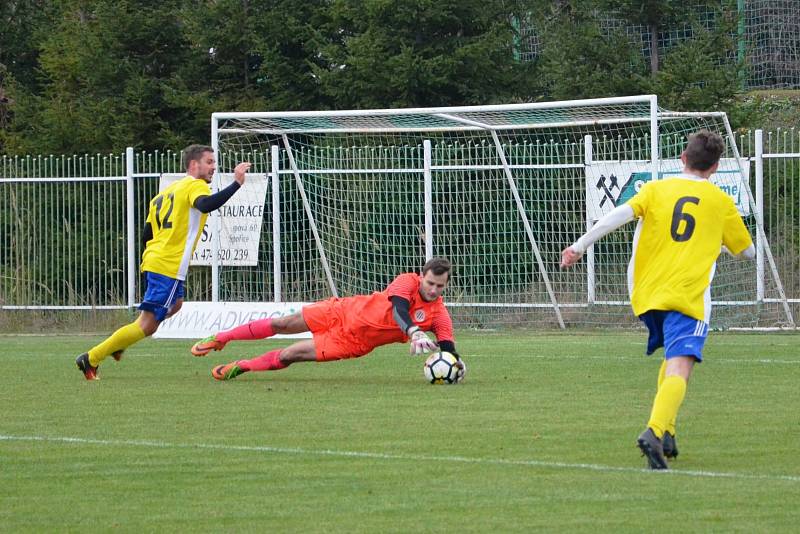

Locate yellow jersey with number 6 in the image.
[626,174,752,322]
[141,176,211,280]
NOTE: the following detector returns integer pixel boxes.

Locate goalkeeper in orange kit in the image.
[190,257,464,380]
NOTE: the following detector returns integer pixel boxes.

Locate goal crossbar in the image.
[212,95,658,120]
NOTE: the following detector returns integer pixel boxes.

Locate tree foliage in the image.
[0,0,748,154]
[536,6,649,100]
[0,0,52,91]
[652,23,740,111]
[314,0,534,108]
[595,0,687,74]
[4,0,199,152]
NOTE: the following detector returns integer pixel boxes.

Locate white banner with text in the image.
[159,173,268,266]
[153,301,311,339]
[585,159,751,222]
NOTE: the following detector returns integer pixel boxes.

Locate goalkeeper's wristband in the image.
[438,340,456,355]
[407,326,420,336]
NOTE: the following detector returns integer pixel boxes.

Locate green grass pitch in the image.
[2,331,799,532]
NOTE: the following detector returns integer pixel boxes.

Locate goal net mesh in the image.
[213,99,792,330]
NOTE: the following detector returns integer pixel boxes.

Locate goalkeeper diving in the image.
[191,257,464,381]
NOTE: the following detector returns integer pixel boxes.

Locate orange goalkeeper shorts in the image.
[302,298,371,362]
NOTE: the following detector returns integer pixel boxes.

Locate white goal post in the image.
[203,95,794,330]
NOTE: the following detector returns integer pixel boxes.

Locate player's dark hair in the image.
[422,257,452,280]
[182,144,213,170]
[684,130,725,171]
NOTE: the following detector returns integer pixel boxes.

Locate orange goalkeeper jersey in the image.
[335,272,454,350]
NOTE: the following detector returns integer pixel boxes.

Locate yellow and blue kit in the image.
[141,176,211,280]
[626,174,753,324]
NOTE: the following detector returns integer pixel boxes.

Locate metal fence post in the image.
[755,129,765,302]
[126,147,136,308]
[271,145,281,302]
[211,116,220,302]
[584,135,595,304]
[423,139,433,261]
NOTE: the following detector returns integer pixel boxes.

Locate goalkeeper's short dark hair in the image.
[422,257,452,280]
[182,144,213,170]
[684,130,725,171]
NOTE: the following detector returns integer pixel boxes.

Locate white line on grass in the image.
[469,353,800,364]
[2,434,798,483]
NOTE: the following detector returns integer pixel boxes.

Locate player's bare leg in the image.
[269,313,310,334]
[133,309,163,337]
[211,339,317,381]
[277,340,317,364]
[193,312,309,356]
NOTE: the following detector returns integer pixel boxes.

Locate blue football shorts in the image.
[139,271,185,322]
[639,310,709,362]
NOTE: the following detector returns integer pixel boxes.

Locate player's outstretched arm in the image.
[438,340,459,359]
[193,162,249,214]
[560,204,635,269]
[194,184,240,213]
[389,295,438,355]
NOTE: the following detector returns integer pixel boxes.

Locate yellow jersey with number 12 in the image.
[626,174,752,322]
[141,176,211,280]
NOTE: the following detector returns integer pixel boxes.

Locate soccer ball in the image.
[423,351,465,384]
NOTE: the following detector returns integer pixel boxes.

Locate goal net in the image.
[209,95,793,330]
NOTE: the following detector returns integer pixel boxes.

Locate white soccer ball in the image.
[423,351,465,385]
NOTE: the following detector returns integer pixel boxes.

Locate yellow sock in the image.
[656,360,677,434]
[647,375,687,439]
[88,322,146,366]
[668,416,677,436]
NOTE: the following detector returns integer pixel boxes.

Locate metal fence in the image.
[519,1,800,90]
[737,128,800,303]
[0,149,178,309]
[1,129,798,325]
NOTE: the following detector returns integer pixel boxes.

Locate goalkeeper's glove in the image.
[408,327,437,355]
